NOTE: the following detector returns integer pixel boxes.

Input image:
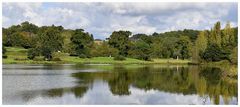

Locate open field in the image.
[3,47,191,64]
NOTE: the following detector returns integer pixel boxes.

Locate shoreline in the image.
[3,57,236,66]
[2,59,192,65]
[3,47,235,66]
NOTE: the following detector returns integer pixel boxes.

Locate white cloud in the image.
[2,16,11,27]
[2,2,237,39]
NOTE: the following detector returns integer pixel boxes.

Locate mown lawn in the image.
[3,47,190,64]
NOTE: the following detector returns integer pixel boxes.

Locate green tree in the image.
[128,40,151,61]
[150,39,163,58]
[8,33,24,47]
[210,21,222,47]
[201,44,229,62]
[131,34,152,44]
[233,27,238,47]
[3,22,37,48]
[90,41,118,57]
[108,30,132,56]
[70,29,94,57]
[20,21,38,33]
[62,30,74,53]
[2,28,10,46]
[151,29,199,42]
[5,25,22,35]
[196,31,208,53]
[32,26,64,60]
[6,32,34,49]
[2,25,21,46]
[175,36,192,59]
[158,37,178,58]
[193,31,208,62]
[222,22,235,49]
[229,47,237,64]
[27,48,40,60]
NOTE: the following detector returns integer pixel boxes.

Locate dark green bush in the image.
[3,46,6,55]
[70,53,78,56]
[86,55,92,58]
[2,55,7,59]
[201,44,230,62]
[79,54,87,58]
[114,55,126,61]
[141,54,152,61]
[27,48,39,60]
[14,58,28,61]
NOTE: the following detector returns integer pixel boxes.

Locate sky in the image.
[2,2,238,39]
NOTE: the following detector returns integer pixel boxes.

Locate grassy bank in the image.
[3,47,190,64]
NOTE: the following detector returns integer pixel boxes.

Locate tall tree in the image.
[193,31,208,62]
[128,40,151,60]
[161,37,178,58]
[90,41,119,57]
[196,31,208,53]
[2,25,22,46]
[20,21,38,34]
[151,39,163,58]
[70,29,94,57]
[229,47,237,64]
[222,22,235,49]
[131,34,152,44]
[210,21,222,47]
[33,26,64,60]
[175,36,192,60]
[108,30,132,56]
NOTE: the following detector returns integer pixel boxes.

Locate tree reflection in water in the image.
[20,65,237,104]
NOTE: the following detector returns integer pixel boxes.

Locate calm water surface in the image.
[2,64,238,105]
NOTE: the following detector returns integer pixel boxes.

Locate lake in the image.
[2,64,238,105]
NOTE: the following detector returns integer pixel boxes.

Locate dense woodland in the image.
[2,21,238,64]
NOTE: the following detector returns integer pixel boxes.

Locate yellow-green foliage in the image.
[61,30,73,53]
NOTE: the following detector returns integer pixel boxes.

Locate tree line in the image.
[2,21,238,63]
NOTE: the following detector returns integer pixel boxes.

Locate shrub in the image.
[14,58,28,61]
[3,46,6,55]
[142,54,152,61]
[28,55,35,60]
[114,55,126,61]
[52,57,62,61]
[52,52,63,58]
[2,55,7,59]
[33,57,44,61]
[70,54,78,56]
[79,54,87,58]
[2,46,7,59]
[27,48,39,60]
[86,55,92,58]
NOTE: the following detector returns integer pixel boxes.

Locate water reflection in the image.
[3,64,237,104]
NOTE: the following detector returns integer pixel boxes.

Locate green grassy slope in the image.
[3,47,190,64]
